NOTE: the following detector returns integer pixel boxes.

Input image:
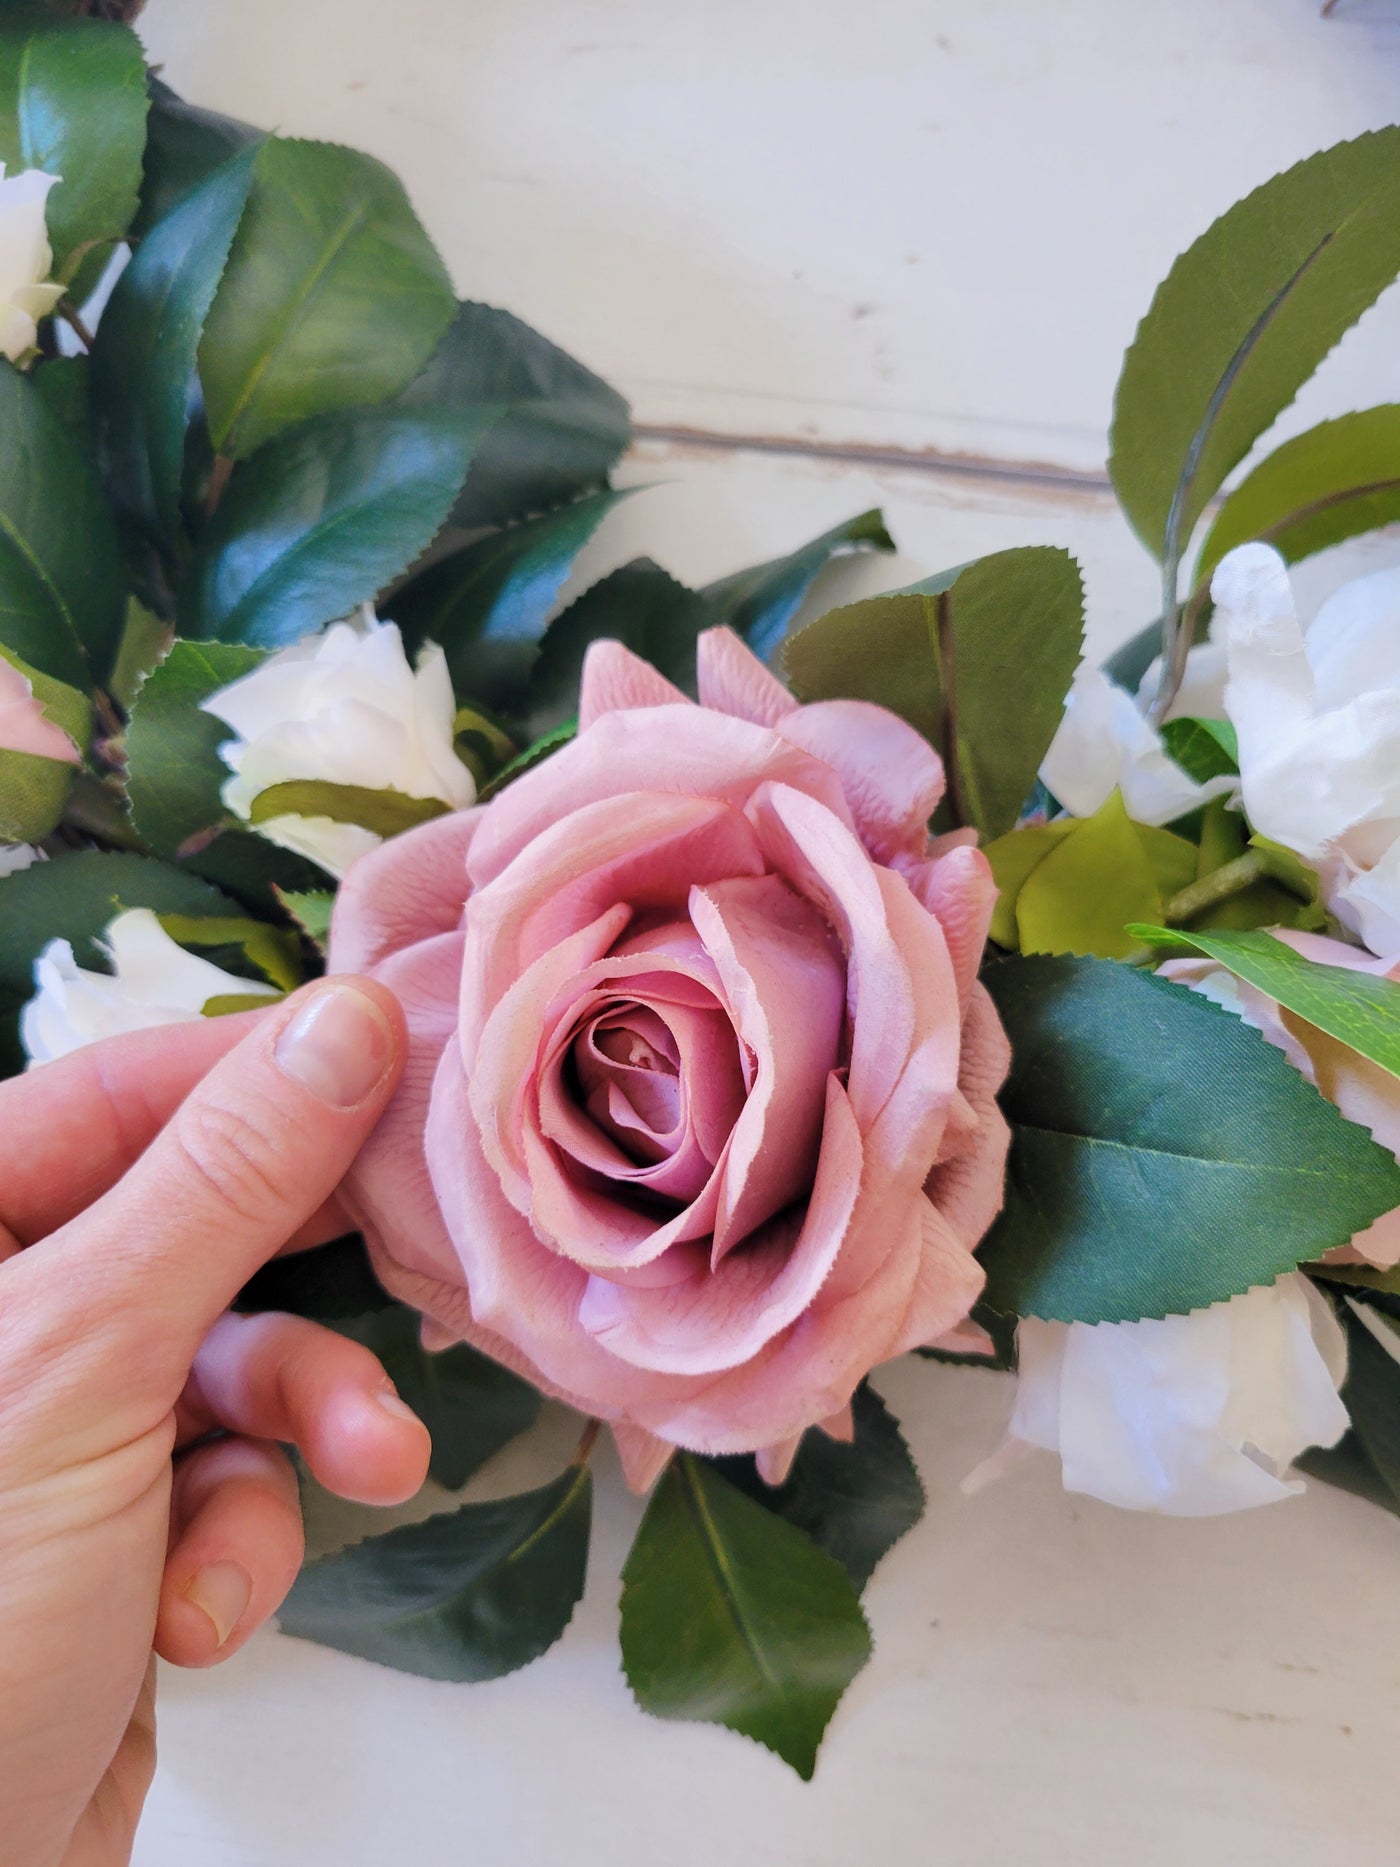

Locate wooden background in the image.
[131,3,1400,1861]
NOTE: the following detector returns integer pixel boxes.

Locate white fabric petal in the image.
[20,908,277,1065]
[1039,663,1233,826]
[200,611,476,879]
[0,166,59,363]
[997,1275,1348,1516]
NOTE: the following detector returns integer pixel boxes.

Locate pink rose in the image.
[330,629,1011,1486]
[0,656,80,764]
[1167,928,1400,1269]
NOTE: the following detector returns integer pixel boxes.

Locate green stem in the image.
[1164,850,1264,925]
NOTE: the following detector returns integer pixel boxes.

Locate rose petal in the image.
[579,638,693,730]
[696,626,799,728]
[779,698,946,861]
[329,808,481,974]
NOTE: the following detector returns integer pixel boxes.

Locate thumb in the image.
[10,977,405,1409]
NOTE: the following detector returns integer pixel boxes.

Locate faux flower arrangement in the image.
[6,0,1400,1781]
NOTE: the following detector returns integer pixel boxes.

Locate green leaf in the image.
[1015,791,1162,961]
[399,300,631,529]
[237,1232,392,1322]
[1297,1299,1400,1515]
[782,547,1084,841]
[280,1463,592,1682]
[0,8,148,275]
[701,510,895,661]
[0,746,74,842]
[31,354,89,437]
[985,822,1077,948]
[156,912,301,993]
[339,1307,542,1491]
[92,141,260,543]
[707,1387,924,1591]
[248,781,450,839]
[978,954,1400,1323]
[476,718,577,803]
[390,488,627,711]
[1130,925,1400,1081]
[198,137,457,461]
[1160,716,1239,784]
[0,358,125,684]
[620,1454,871,1780]
[184,406,500,648]
[524,558,710,738]
[125,637,325,911]
[1197,407,1400,589]
[132,78,259,240]
[0,847,233,1071]
[276,886,335,952]
[1110,130,1400,570]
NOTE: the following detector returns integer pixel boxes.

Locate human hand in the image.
[0,978,431,1867]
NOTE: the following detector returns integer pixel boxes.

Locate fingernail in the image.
[275,983,394,1107]
[183,1561,252,1649]
[376,1387,425,1429]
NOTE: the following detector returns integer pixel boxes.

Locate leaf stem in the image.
[934,588,968,828]
[203,452,235,524]
[58,301,95,352]
[1164,851,1264,925]
[571,1419,602,1468]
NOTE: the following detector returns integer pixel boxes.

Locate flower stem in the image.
[58,301,95,352]
[571,1419,602,1468]
[1164,850,1264,925]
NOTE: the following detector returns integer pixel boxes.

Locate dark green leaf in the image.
[183,406,499,648]
[978,954,1400,1323]
[0,8,148,274]
[1197,407,1400,589]
[1110,130,1400,566]
[391,488,626,711]
[1160,716,1239,784]
[702,509,894,661]
[248,780,450,839]
[0,358,125,684]
[707,1387,924,1591]
[93,142,260,543]
[1099,620,1162,697]
[1297,1298,1400,1515]
[237,1233,392,1322]
[400,300,631,529]
[132,78,259,240]
[1130,924,1400,1081]
[280,1464,592,1682]
[198,137,457,460]
[30,354,89,438]
[339,1307,542,1491]
[525,557,709,737]
[620,1454,871,1780]
[125,637,325,910]
[783,547,1084,841]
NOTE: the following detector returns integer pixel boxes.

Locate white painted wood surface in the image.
[127,1,1400,1860]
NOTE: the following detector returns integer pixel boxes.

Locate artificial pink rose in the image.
[330,628,1011,1486]
[0,656,80,764]
[1166,928,1400,1268]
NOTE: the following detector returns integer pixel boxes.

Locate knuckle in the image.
[172,1096,291,1226]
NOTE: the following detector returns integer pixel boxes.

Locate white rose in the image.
[21,907,278,1066]
[976,1275,1348,1516]
[1039,644,1235,826]
[200,608,476,879]
[1215,543,1400,956]
[0,166,63,364]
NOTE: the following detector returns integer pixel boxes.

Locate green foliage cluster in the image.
[6,5,1400,1779]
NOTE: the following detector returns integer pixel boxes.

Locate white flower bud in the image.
[0,166,63,364]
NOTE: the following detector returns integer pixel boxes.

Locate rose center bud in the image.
[573,1004,684,1165]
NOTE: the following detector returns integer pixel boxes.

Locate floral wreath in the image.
[6,0,1400,1782]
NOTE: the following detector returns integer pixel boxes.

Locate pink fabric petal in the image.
[579,638,693,730]
[0,658,80,764]
[888,1196,986,1358]
[779,698,946,862]
[755,1435,803,1485]
[576,1073,863,1375]
[689,874,845,1258]
[696,626,799,728]
[894,840,997,1010]
[329,808,481,974]
[818,1402,856,1443]
[612,1421,675,1492]
[465,707,853,893]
